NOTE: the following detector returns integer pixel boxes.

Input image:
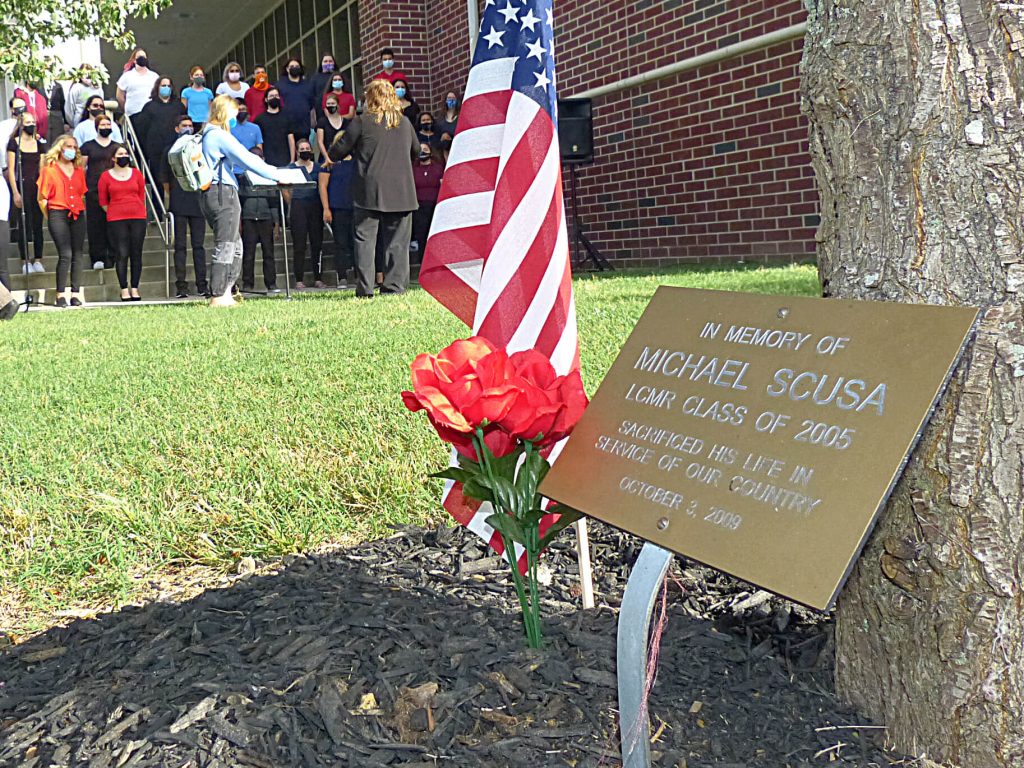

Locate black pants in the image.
[48,209,85,292]
[85,191,110,267]
[353,208,411,296]
[242,218,276,290]
[290,198,323,283]
[330,209,354,278]
[173,214,208,293]
[412,202,435,264]
[0,219,10,289]
[109,218,146,289]
[14,178,44,262]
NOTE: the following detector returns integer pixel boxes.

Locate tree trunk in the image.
[801,1,1024,765]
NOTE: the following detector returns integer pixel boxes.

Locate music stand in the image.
[564,161,612,272]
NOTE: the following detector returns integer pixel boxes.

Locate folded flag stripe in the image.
[419,0,579,558]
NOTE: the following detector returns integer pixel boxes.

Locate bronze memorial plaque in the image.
[540,287,978,610]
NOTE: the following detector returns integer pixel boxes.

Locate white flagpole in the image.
[467,0,480,63]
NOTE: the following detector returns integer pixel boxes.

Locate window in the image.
[242,34,255,75]
[349,5,360,57]
[253,26,267,69]
[273,6,288,52]
[286,0,302,47]
[300,0,317,40]
[315,0,330,25]
[332,11,351,65]
[301,35,318,72]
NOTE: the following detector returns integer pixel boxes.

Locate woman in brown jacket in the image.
[331,79,419,297]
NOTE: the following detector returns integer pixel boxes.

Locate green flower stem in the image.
[474,429,541,648]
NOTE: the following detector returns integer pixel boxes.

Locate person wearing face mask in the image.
[319,133,355,287]
[73,97,124,146]
[316,95,346,160]
[275,59,316,139]
[373,48,408,85]
[199,95,293,307]
[311,53,338,120]
[79,114,119,270]
[254,88,297,167]
[66,67,103,128]
[416,112,441,148]
[245,65,271,121]
[181,67,215,130]
[13,83,49,143]
[37,136,87,307]
[331,79,420,297]
[116,48,160,118]
[0,99,26,181]
[411,143,444,260]
[284,138,325,289]
[392,79,419,123]
[230,101,263,174]
[217,62,250,99]
[134,76,186,210]
[99,145,146,301]
[438,92,460,141]
[161,116,208,298]
[7,114,48,274]
[321,73,356,122]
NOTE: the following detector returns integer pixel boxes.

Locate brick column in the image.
[358,0,432,101]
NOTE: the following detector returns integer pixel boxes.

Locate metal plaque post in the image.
[618,542,673,768]
[278,189,292,300]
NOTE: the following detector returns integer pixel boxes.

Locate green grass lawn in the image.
[0,264,818,630]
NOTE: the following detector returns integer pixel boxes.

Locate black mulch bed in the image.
[0,523,907,767]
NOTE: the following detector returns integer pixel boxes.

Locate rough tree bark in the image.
[801,1,1024,765]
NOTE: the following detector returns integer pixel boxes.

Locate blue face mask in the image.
[228,117,237,129]
[159,85,172,99]
[446,98,456,109]
[382,59,394,69]
[395,87,406,99]
[62,148,77,161]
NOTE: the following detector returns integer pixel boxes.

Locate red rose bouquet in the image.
[402,337,588,647]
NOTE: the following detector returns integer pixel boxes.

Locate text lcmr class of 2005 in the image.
[597,321,884,533]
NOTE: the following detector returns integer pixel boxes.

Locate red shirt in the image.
[14,87,48,138]
[373,70,408,86]
[98,169,146,221]
[38,163,86,217]
[321,91,356,117]
[414,160,444,204]
[245,85,268,121]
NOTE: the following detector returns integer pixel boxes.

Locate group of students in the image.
[0,46,459,305]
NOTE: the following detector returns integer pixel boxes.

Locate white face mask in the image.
[228,72,241,82]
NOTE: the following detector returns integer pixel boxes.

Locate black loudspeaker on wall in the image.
[557,98,593,164]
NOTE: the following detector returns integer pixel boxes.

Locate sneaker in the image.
[55,296,68,308]
[295,281,306,290]
[21,263,30,275]
[314,280,326,289]
[32,261,44,273]
[409,240,419,252]
[175,290,189,299]
[93,261,104,270]
[267,287,281,295]
[70,297,83,307]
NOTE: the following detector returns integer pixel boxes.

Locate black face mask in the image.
[89,107,103,116]
[22,125,36,136]
[12,107,25,117]
[237,111,248,123]
[267,97,281,109]
[135,56,148,68]
[420,123,432,131]
[419,151,430,160]
[115,156,131,168]
[98,127,113,138]
[298,150,314,161]
[194,76,205,86]
[288,66,302,77]
[326,105,338,114]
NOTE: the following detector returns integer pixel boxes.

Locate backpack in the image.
[167,129,221,193]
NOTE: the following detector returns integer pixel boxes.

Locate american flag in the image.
[419,0,579,555]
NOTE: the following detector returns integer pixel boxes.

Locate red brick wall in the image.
[357,0,432,99]
[359,0,818,266]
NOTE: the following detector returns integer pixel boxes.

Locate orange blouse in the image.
[38,163,87,218]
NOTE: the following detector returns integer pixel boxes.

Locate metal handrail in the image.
[121,114,173,297]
